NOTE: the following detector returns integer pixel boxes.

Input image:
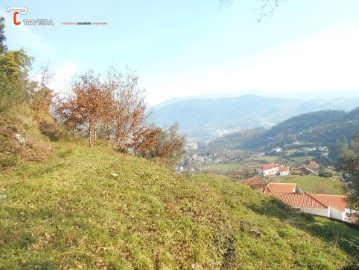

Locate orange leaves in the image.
[134,123,186,164]
[55,67,185,161]
[55,71,113,146]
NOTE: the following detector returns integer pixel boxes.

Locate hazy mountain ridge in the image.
[150,95,359,140]
[210,107,359,151]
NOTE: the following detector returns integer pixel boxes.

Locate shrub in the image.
[319,170,333,178]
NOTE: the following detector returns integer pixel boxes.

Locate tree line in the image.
[0,17,185,164]
[55,67,185,162]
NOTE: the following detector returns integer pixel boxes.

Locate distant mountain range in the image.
[150,94,359,141]
[210,107,359,151]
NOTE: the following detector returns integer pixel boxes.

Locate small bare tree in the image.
[220,0,283,21]
[31,65,53,114]
[106,66,147,151]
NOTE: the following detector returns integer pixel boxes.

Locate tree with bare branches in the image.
[105,67,147,151]
[220,0,282,21]
[31,66,53,114]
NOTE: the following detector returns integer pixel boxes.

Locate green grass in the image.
[1,142,358,269]
[246,155,279,163]
[286,149,298,155]
[272,175,346,195]
[198,163,245,173]
[284,155,316,166]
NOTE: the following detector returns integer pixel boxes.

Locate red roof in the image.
[269,192,328,209]
[310,194,347,212]
[242,176,267,190]
[265,190,347,211]
[264,183,297,194]
[278,166,289,172]
[291,167,316,176]
[259,163,278,171]
[306,160,320,168]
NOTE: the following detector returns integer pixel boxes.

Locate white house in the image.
[256,163,290,177]
[256,163,279,177]
[318,146,328,152]
[185,141,198,150]
[278,166,290,176]
[272,147,282,153]
[264,183,347,221]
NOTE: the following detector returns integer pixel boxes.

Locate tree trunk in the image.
[107,125,111,140]
[116,120,121,147]
[88,123,93,147]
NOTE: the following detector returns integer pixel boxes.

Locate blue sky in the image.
[1,0,359,105]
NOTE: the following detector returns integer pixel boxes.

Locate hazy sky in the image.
[1,0,359,105]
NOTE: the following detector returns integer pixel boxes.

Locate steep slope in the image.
[0,106,57,169]
[1,142,358,269]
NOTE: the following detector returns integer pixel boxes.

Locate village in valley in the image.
[177,140,358,223]
[179,139,334,177]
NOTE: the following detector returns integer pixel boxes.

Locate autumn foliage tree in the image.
[134,123,186,164]
[56,71,113,146]
[55,66,185,163]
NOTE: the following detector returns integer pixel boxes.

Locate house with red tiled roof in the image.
[242,180,349,221]
[305,160,320,169]
[242,176,267,191]
[310,194,347,220]
[264,183,302,194]
[269,192,347,221]
[291,167,318,176]
[256,163,290,177]
[262,183,348,221]
[278,166,290,176]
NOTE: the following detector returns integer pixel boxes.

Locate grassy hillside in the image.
[1,142,359,269]
[0,106,60,170]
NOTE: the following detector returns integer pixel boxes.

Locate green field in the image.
[284,155,316,166]
[198,156,281,173]
[286,149,298,155]
[272,175,346,195]
[245,155,279,164]
[198,163,245,173]
[196,151,332,175]
[1,142,358,269]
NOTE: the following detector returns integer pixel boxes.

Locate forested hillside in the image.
[210,108,359,151]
